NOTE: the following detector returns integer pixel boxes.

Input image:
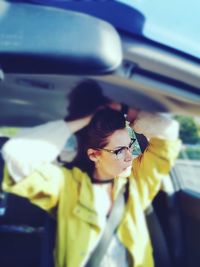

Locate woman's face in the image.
[95,128,134,179]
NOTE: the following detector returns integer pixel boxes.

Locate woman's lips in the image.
[123,165,132,171]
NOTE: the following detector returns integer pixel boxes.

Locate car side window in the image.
[173,115,200,194]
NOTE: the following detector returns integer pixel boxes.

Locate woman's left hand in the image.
[98,101,140,125]
[126,107,140,124]
[106,102,140,122]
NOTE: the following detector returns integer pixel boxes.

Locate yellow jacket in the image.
[2,137,181,267]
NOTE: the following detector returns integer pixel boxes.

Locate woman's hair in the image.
[65,79,109,121]
[65,108,126,176]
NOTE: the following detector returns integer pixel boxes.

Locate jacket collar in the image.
[72,168,99,227]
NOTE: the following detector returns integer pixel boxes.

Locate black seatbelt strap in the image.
[85,182,128,267]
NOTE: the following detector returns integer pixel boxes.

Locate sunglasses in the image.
[96,138,136,160]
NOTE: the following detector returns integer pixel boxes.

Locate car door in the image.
[151,115,200,267]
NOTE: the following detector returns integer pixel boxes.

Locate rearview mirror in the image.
[0,1,122,74]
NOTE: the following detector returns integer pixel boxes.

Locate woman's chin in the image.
[119,166,132,178]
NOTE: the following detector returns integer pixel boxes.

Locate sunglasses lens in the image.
[116,147,127,160]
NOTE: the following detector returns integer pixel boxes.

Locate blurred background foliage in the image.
[174,115,200,160]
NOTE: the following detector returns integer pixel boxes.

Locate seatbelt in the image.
[85,183,128,267]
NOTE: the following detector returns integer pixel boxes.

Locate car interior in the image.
[0,1,200,267]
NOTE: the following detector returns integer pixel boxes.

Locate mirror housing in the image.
[0,1,122,74]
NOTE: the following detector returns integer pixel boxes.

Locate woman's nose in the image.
[124,148,133,162]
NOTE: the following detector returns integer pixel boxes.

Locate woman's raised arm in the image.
[126,108,179,141]
[2,115,92,182]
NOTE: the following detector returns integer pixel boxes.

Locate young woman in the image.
[2,106,180,267]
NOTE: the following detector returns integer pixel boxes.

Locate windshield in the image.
[119,0,200,59]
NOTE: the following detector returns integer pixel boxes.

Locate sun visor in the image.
[0,1,122,75]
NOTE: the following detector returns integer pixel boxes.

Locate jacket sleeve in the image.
[2,120,71,182]
[132,137,181,210]
[2,163,66,211]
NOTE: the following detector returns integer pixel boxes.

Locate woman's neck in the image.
[92,169,114,184]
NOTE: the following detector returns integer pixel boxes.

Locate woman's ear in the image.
[87,148,101,162]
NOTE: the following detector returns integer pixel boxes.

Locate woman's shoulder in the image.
[62,165,90,184]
